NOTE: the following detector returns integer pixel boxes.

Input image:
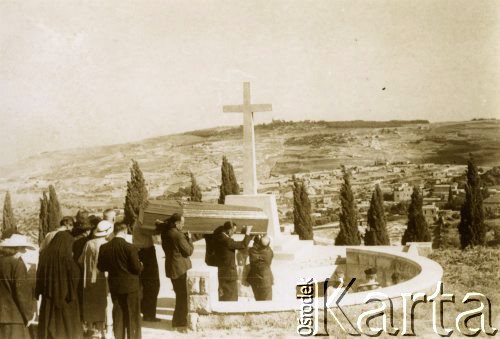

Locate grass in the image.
[389,247,500,338]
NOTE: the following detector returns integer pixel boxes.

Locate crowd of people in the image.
[0,209,275,339]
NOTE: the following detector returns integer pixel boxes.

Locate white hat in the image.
[94,220,113,237]
[0,234,36,250]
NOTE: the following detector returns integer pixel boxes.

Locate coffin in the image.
[138,200,268,234]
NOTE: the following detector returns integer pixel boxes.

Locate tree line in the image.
[1,154,487,250]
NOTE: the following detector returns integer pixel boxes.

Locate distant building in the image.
[370,138,381,150]
[423,197,442,204]
[432,171,447,180]
[433,183,457,197]
[393,183,413,202]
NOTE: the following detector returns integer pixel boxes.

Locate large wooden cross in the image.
[223,82,272,195]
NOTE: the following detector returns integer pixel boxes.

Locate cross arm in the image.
[223,104,273,113]
[249,104,272,112]
[223,105,244,113]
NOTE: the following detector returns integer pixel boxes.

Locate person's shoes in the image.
[143,316,161,322]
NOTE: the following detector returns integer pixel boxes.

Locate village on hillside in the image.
[1,119,499,247]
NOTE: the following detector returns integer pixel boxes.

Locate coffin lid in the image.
[139,199,269,234]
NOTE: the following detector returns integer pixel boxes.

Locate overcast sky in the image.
[0,0,498,166]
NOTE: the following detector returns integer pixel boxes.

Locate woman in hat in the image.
[36,231,83,339]
[0,234,37,339]
[78,220,113,338]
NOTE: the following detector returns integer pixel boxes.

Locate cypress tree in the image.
[38,192,49,245]
[124,160,149,232]
[190,173,202,202]
[447,186,453,206]
[335,171,361,245]
[433,215,445,249]
[218,156,240,204]
[365,184,390,245]
[401,186,431,245]
[292,175,313,240]
[2,191,16,236]
[458,155,486,249]
[47,185,62,232]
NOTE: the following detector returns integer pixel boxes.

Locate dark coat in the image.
[161,227,193,279]
[36,231,83,339]
[248,245,274,286]
[97,237,142,295]
[0,256,33,325]
[79,237,108,323]
[214,228,251,280]
[72,234,90,319]
[72,234,90,263]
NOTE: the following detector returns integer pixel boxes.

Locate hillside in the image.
[0,119,498,237]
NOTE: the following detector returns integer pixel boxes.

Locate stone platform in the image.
[142,238,335,336]
[142,240,441,334]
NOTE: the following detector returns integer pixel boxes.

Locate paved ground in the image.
[141,245,177,338]
[140,245,249,338]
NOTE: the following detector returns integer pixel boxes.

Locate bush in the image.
[389,201,409,215]
[383,192,394,202]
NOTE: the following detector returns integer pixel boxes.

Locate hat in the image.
[93,221,113,237]
[364,267,377,275]
[89,215,102,228]
[0,234,36,250]
[260,235,271,247]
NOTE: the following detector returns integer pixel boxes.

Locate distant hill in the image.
[0,119,498,238]
[1,119,498,181]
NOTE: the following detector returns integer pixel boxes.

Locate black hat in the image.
[74,210,93,230]
[364,267,377,275]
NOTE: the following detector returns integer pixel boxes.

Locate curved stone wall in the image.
[326,245,443,308]
[186,244,443,330]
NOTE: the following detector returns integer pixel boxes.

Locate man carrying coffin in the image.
[160,213,193,330]
[132,219,161,323]
[248,235,274,301]
[214,222,252,301]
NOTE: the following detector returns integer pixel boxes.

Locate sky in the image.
[0,0,498,166]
